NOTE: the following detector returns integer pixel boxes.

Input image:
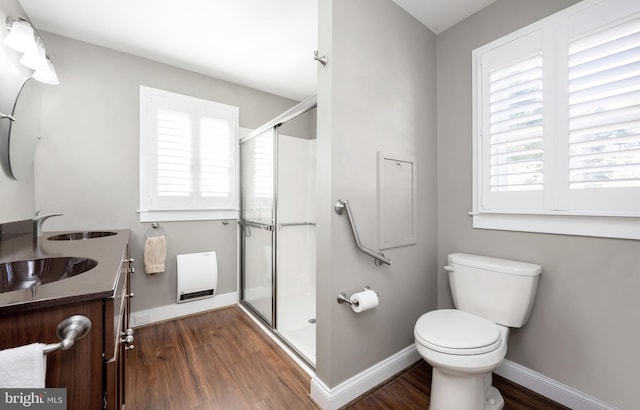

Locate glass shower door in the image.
[239,97,317,368]
[240,129,275,326]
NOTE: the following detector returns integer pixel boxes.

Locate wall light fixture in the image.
[4,17,59,85]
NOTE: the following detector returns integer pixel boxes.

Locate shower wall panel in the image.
[277,135,317,365]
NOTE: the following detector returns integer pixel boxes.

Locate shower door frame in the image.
[239,95,317,367]
[239,127,278,327]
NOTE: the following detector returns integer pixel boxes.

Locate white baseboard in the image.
[308,349,617,410]
[310,345,421,410]
[495,359,619,410]
[130,291,237,327]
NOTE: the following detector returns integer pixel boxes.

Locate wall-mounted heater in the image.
[176,251,218,303]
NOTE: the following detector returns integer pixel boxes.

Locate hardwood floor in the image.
[345,362,570,410]
[127,306,568,409]
[126,306,316,409]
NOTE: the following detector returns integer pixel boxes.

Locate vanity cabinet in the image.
[0,233,131,410]
[0,298,104,408]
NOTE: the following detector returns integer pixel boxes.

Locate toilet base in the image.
[485,386,505,410]
[429,368,504,410]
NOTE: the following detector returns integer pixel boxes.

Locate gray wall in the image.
[4,0,635,407]
[437,0,639,408]
[33,32,300,312]
[0,0,35,223]
[316,0,437,387]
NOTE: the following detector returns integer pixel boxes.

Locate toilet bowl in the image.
[415,309,509,410]
[414,253,541,410]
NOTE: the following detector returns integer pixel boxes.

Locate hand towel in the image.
[0,343,46,388]
[144,235,167,274]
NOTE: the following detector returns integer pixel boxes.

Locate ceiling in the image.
[18,0,496,101]
[392,0,497,34]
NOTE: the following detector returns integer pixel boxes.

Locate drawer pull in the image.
[120,335,134,344]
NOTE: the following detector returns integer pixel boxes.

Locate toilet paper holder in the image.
[337,286,378,307]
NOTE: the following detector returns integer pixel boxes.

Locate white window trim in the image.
[138,209,239,223]
[471,0,640,240]
[139,86,245,222]
[470,212,640,240]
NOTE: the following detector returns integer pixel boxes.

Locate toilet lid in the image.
[415,309,502,355]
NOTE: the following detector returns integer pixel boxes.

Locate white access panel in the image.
[377,152,417,249]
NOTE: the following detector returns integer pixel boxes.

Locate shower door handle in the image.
[238,220,275,231]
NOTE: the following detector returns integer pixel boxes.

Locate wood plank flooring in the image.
[126,306,316,409]
[127,306,568,409]
[344,362,569,410]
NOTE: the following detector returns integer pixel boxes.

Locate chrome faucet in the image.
[33,210,63,237]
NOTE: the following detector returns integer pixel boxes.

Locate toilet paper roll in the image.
[349,289,378,313]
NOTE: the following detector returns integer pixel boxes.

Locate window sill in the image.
[139,209,239,223]
[471,212,640,240]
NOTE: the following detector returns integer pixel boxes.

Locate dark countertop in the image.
[0,229,130,314]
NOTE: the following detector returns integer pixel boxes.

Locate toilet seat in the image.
[415,309,501,355]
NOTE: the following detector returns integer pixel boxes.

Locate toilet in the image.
[414,253,541,410]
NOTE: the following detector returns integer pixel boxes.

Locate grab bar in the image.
[43,315,92,354]
[334,199,391,266]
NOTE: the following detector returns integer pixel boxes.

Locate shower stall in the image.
[239,96,317,367]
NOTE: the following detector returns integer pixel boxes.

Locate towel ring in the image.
[145,222,165,238]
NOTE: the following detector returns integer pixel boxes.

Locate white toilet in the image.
[414,253,541,410]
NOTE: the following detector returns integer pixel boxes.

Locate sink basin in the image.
[0,257,98,293]
[48,231,117,241]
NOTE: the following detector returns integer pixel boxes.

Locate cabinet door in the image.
[105,304,127,410]
[0,300,104,409]
[105,249,131,410]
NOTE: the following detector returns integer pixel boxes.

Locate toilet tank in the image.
[447,253,541,327]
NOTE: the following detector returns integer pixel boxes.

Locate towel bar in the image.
[43,315,92,354]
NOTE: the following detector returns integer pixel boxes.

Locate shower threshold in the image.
[238,303,316,374]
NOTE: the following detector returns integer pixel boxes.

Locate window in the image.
[472,0,640,239]
[139,86,239,222]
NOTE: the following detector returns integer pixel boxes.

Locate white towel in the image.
[144,235,167,274]
[0,343,46,388]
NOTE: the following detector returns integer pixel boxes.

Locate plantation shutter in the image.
[156,109,192,198]
[568,17,640,190]
[488,53,544,192]
[472,0,640,237]
[199,116,233,202]
[479,29,547,211]
[144,89,238,211]
[566,7,640,214]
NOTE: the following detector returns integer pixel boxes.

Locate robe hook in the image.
[314,50,328,67]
